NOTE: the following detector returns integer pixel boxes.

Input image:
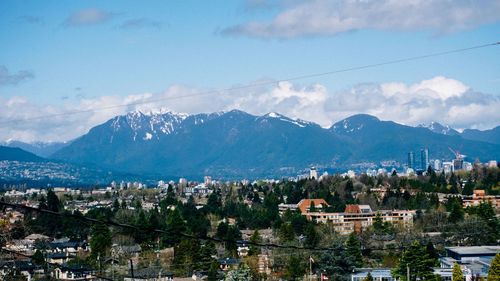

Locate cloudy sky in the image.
[1,0,499,142]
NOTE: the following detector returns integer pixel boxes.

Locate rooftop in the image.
[447,246,500,256]
[351,268,393,278]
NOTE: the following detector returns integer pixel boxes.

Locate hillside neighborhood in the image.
[1,162,499,280]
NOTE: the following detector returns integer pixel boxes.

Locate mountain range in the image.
[0,146,44,162]
[2,110,499,180]
[1,140,70,158]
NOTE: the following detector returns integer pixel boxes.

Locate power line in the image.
[0,201,336,252]
[1,41,498,125]
[0,201,409,253]
[1,201,494,254]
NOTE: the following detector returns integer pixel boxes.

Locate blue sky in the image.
[0,0,499,141]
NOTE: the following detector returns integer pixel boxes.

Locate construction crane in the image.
[448,147,466,160]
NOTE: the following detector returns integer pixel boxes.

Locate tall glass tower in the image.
[407,151,415,169]
[421,148,429,170]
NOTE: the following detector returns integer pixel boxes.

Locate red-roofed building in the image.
[297,199,329,214]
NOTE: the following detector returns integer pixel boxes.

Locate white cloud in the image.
[63,8,115,27]
[223,0,500,38]
[0,76,498,142]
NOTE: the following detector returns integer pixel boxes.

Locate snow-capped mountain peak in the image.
[266,112,281,118]
[418,122,459,136]
[330,114,380,133]
[109,111,191,142]
[259,112,312,128]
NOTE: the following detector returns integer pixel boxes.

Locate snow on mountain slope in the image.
[417,122,459,136]
[109,110,188,141]
[257,112,315,128]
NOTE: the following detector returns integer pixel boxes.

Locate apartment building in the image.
[304,203,415,235]
[462,190,500,209]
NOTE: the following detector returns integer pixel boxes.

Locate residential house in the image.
[218,258,240,271]
[236,240,249,257]
[52,265,96,281]
[0,260,43,281]
[47,252,72,264]
[48,240,88,255]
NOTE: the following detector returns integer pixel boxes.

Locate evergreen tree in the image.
[279,223,295,243]
[284,255,306,281]
[345,232,363,268]
[112,198,120,212]
[205,192,222,214]
[318,245,354,281]
[363,272,374,281]
[216,221,229,239]
[216,221,241,257]
[304,223,319,248]
[392,241,438,281]
[452,263,464,281]
[146,208,162,243]
[462,179,474,195]
[163,208,186,246]
[89,223,112,260]
[448,200,464,223]
[426,242,439,266]
[207,261,220,281]
[46,189,61,212]
[199,241,217,271]
[224,225,242,257]
[309,201,317,212]
[172,238,201,276]
[31,249,45,266]
[488,253,500,281]
[468,202,500,242]
[248,230,261,256]
[372,212,392,234]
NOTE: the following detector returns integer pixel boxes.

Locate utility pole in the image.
[309,256,313,281]
[97,253,101,275]
[111,248,115,281]
[407,264,410,281]
[45,251,50,278]
[129,258,135,278]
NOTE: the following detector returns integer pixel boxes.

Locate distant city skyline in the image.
[1,0,500,142]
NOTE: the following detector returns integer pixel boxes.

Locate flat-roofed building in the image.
[305,204,414,235]
[351,268,396,281]
[278,203,298,215]
[439,246,500,280]
[462,190,500,209]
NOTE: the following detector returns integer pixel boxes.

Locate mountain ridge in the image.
[49,110,499,178]
[0,145,45,162]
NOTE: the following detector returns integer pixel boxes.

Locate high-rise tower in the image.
[407,152,415,169]
[420,148,429,170]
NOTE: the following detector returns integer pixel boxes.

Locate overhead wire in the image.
[0,201,410,252]
[3,201,494,253]
[3,201,497,279]
[1,41,498,125]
